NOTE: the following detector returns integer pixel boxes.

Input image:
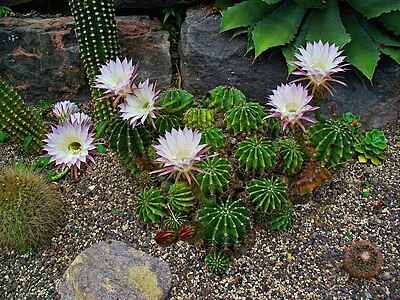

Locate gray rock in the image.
[114,0,198,9]
[57,240,172,300]
[0,0,32,6]
[0,16,171,105]
[180,7,400,129]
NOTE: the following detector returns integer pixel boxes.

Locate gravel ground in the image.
[0,119,399,300]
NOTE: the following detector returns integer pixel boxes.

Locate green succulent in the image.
[307,120,356,168]
[158,89,195,115]
[154,114,181,135]
[198,195,250,249]
[164,212,188,229]
[199,127,226,152]
[196,157,232,196]
[204,86,246,111]
[184,108,215,129]
[235,136,277,172]
[276,139,303,175]
[247,178,287,212]
[355,129,387,165]
[270,203,295,231]
[225,102,265,135]
[168,182,195,212]
[220,0,400,80]
[206,251,230,273]
[340,112,362,138]
[135,187,167,222]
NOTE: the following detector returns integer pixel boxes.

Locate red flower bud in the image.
[178,226,194,241]
[154,230,175,245]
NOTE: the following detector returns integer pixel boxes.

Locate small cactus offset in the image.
[154,114,181,135]
[184,108,215,129]
[198,195,250,249]
[225,102,265,135]
[340,112,362,138]
[307,120,356,168]
[235,136,277,172]
[135,187,167,222]
[68,0,121,121]
[270,203,295,231]
[276,139,303,175]
[355,129,387,165]
[343,240,384,279]
[0,77,46,155]
[247,178,287,212]
[158,89,195,115]
[168,182,195,212]
[164,212,188,229]
[196,157,232,196]
[198,127,226,152]
[204,86,246,111]
[206,251,230,273]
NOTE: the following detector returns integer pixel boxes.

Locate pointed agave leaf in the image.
[293,0,326,8]
[377,11,400,35]
[346,0,400,19]
[357,16,400,47]
[381,47,400,64]
[261,0,282,3]
[342,10,380,80]
[220,0,277,32]
[306,0,350,46]
[253,0,306,57]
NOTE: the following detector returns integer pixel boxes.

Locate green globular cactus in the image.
[154,114,181,135]
[276,139,303,175]
[198,195,250,249]
[247,178,287,212]
[68,0,121,121]
[235,136,277,172]
[307,120,356,168]
[204,86,246,111]
[198,127,226,152]
[0,77,46,155]
[196,157,232,196]
[225,102,265,135]
[206,251,230,273]
[0,166,64,252]
[184,108,215,129]
[106,117,152,173]
[135,187,167,222]
[164,212,188,229]
[168,182,195,212]
[270,203,295,231]
[158,89,195,115]
[355,129,387,165]
[263,114,282,140]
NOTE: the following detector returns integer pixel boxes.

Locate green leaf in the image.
[23,136,33,151]
[293,0,326,9]
[342,10,380,80]
[371,157,380,165]
[346,0,400,19]
[0,131,6,144]
[97,144,107,153]
[220,0,277,32]
[377,11,400,35]
[306,0,350,46]
[357,16,400,47]
[253,0,306,57]
[261,0,282,4]
[358,155,367,163]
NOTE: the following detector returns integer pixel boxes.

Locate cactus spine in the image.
[68,0,121,121]
[0,77,46,155]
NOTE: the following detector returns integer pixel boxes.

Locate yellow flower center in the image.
[310,61,328,71]
[68,141,82,154]
[142,101,150,109]
[173,148,192,161]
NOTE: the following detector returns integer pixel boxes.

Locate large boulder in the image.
[57,240,172,300]
[180,7,400,129]
[0,16,171,105]
[114,0,198,9]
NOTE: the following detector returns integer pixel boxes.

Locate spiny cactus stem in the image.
[311,86,326,123]
[166,203,180,224]
[292,124,311,158]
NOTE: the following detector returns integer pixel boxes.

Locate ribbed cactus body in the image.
[198,195,250,249]
[204,86,246,111]
[196,157,232,196]
[158,89,195,115]
[184,108,215,129]
[206,251,229,273]
[199,127,226,152]
[247,178,287,212]
[136,187,167,222]
[225,102,265,135]
[154,114,181,135]
[168,182,195,212]
[69,0,121,121]
[276,139,303,175]
[0,77,46,155]
[270,203,295,231]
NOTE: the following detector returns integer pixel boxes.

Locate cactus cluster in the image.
[308,120,356,168]
[196,157,232,196]
[235,136,277,172]
[198,127,226,152]
[355,129,387,165]
[204,86,246,111]
[184,108,215,129]
[206,251,230,273]
[158,89,194,115]
[198,195,250,249]
[225,102,265,135]
[0,77,46,155]
[276,139,303,175]
[247,178,287,212]
[270,203,295,231]
[343,240,383,279]
[135,187,167,222]
[0,166,64,252]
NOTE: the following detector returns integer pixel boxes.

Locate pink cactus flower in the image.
[53,100,79,123]
[68,112,93,128]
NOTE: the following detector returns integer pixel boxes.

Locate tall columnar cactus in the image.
[0,77,46,155]
[225,102,265,135]
[69,0,121,121]
[204,86,246,111]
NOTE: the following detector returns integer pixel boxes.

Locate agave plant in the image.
[355,129,387,165]
[220,0,400,80]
